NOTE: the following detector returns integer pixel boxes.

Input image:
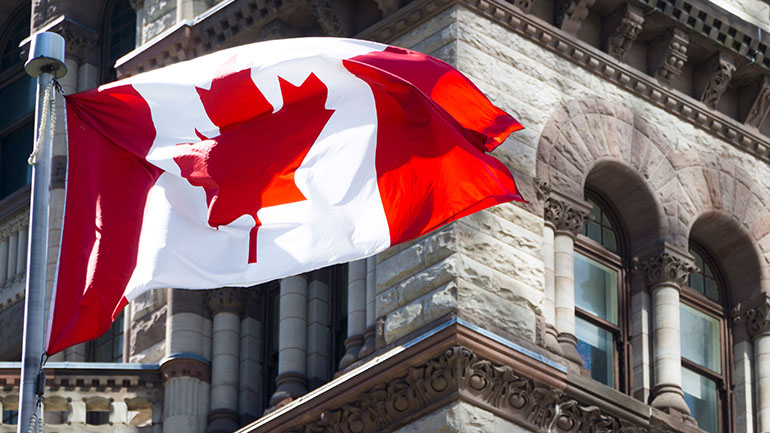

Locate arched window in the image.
[574,191,629,391]
[0,5,34,201]
[681,243,731,433]
[102,0,136,83]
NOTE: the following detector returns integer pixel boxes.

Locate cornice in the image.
[240,320,689,433]
[357,0,770,164]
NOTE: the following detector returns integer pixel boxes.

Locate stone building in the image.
[0,0,769,432]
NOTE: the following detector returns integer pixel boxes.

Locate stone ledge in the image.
[238,319,698,433]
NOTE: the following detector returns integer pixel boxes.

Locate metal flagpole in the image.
[18,32,66,433]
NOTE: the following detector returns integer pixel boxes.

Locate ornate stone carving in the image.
[602,4,644,60]
[633,248,696,288]
[648,29,688,83]
[374,0,399,15]
[741,76,770,129]
[733,295,770,337]
[205,287,244,315]
[310,0,346,37]
[514,0,536,12]
[534,178,551,202]
[543,193,592,235]
[695,53,736,110]
[554,0,596,35]
[59,23,99,64]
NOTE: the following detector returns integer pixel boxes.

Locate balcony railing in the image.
[0,362,162,433]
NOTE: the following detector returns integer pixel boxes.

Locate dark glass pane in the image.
[586,221,602,243]
[682,368,719,433]
[689,274,705,294]
[3,410,18,424]
[602,228,617,252]
[86,411,109,425]
[0,75,35,131]
[0,122,34,199]
[705,279,719,302]
[576,318,614,387]
[106,0,136,68]
[114,333,123,360]
[0,10,30,70]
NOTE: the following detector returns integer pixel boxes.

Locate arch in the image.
[0,3,30,71]
[536,98,669,256]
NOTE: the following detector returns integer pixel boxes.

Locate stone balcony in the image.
[0,362,162,433]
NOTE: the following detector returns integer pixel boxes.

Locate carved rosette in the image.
[633,250,696,288]
[734,297,770,338]
[554,0,596,35]
[544,194,592,236]
[606,5,643,60]
[206,287,244,315]
[698,53,736,109]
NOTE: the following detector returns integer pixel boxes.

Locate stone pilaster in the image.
[634,245,696,417]
[340,260,366,370]
[270,275,309,407]
[648,28,689,83]
[694,52,736,110]
[307,270,331,390]
[544,190,592,365]
[358,257,377,359]
[205,287,244,433]
[554,0,596,35]
[601,3,643,60]
[239,290,263,424]
[734,294,770,432]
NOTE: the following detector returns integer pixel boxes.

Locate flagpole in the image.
[18,32,66,433]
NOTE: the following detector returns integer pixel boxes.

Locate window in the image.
[262,281,280,409]
[0,6,34,201]
[574,192,629,391]
[681,244,731,433]
[102,0,136,83]
[2,410,18,424]
[87,311,124,362]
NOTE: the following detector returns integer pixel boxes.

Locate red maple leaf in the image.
[173,57,335,263]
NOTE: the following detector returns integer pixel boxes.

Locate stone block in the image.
[377,240,425,289]
[384,301,423,343]
[423,281,458,324]
[396,256,459,310]
[457,278,536,342]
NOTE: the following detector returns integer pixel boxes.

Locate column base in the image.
[357,326,376,359]
[339,334,364,370]
[650,384,691,416]
[269,372,308,408]
[557,332,583,365]
[206,408,239,433]
[545,324,563,355]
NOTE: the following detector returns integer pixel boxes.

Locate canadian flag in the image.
[47,38,524,354]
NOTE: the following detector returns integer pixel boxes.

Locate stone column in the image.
[734,294,770,433]
[634,246,695,416]
[177,0,211,21]
[0,235,8,287]
[339,260,366,370]
[206,288,243,433]
[358,256,377,358]
[16,227,27,278]
[544,191,591,364]
[163,289,211,433]
[7,232,17,284]
[270,275,309,407]
[239,291,263,425]
[307,270,331,389]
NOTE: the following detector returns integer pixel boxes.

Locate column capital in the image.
[733,293,770,338]
[632,244,697,289]
[543,190,592,236]
[206,287,244,315]
[160,353,211,383]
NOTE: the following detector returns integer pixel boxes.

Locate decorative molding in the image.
[543,192,592,236]
[602,3,644,60]
[206,287,244,315]
[160,356,211,383]
[633,246,696,288]
[694,52,736,109]
[648,28,689,82]
[733,294,770,338]
[358,0,770,162]
[309,0,346,36]
[553,0,596,35]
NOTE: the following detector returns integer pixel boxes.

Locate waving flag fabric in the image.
[47,37,524,355]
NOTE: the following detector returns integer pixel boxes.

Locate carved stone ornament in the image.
[633,249,697,288]
[697,53,736,110]
[605,4,644,60]
[743,76,770,129]
[543,193,592,235]
[513,0,536,12]
[374,0,399,15]
[293,345,659,433]
[59,25,99,64]
[733,296,770,337]
[534,178,552,202]
[206,287,244,315]
[310,0,346,37]
[554,0,596,35]
[649,29,689,82]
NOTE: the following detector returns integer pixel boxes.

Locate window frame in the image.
[573,190,632,394]
[101,0,137,84]
[680,242,734,433]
